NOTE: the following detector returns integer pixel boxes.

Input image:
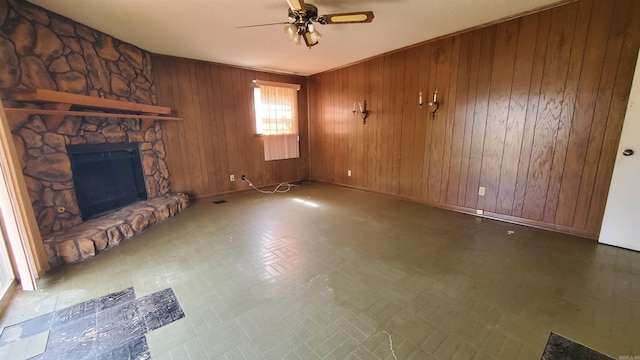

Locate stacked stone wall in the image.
[0,0,171,236]
[0,0,155,102]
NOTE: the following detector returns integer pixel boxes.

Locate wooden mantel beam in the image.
[3,108,182,121]
[4,88,172,115]
[1,88,182,124]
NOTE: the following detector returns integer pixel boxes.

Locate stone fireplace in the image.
[1,0,188,267]
[67,142,148,220]
[0,0,188,267]
[14,116,171,237]
[12,115,189,267]
[0,0,174,236]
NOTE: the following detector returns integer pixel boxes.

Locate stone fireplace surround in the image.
[1,0,191,267]
[13,115,172,237]
[11,114,189,267]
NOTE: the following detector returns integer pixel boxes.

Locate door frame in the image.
[598,49,640,250]
[0,100,50,291]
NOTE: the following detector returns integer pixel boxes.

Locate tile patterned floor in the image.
[0,287,184,359]
[1,183,639,359]
[541,333,614,360]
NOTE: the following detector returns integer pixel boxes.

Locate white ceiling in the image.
[28,0,568,76]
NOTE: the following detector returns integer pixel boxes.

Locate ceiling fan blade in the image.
[317,11,375,25]
[286,0,306,12]
[237,22,290,29]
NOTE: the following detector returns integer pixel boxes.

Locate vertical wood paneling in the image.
[512,11,551,217]
[189,62,211,193]
[168,61,193,192]
[553,0,614,224]
[331,71,341,184]
[364,61,375,190]
[478,20,519,213]
[439,37,461,203]
[370,58,384,192]
[308,0,640,239]
[399,47,420,196]
[521,3,578,221]
[457,32,480,207]
[586,0,640,233]
[219,67,241,191]
[309,75,322,181]
[410,47,431,199]
[464,27,495,209]
[542,0,593,224]
[379,55,393,192]
[495,15,538,215]
[391,52,405,195]
[194,63,217,193]
[153,56,309,198]
[446,33,472,205]
[355,63,366,188]
[209,65,230,193]
[347,66,358,185]
[573,0,632,229]
[420,44,435,201]
[314,73,329,182]
[429,38,454,203]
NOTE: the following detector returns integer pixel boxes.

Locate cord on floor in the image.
[243,176,299,194]
[379,330,399,360]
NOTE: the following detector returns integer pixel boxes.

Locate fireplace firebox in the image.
[67,143,147,220]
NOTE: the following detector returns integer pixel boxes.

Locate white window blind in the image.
[253,81,300,161]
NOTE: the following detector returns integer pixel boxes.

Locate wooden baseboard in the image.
[315,180,597,240]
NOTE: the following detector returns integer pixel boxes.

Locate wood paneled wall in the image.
[153,55,309,199]
[309,0,640,239]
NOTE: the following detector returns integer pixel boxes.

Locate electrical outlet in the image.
[476,209,484,215]
[478,186,486,196]
[229,174,235,182]
[348,169,352,177]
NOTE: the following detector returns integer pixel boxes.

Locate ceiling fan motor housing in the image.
[288,4,318,24]
[281,1,375,47]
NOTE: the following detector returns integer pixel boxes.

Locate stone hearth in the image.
[44,193,189,267]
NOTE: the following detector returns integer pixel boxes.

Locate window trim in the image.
[253,80,300,91]
[252,80,301,161]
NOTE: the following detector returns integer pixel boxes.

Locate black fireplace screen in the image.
[67,143,147,220]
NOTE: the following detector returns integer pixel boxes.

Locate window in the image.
[253,80,300,161]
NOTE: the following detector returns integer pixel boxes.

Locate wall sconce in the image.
[353,100,368,124]
[420,89,439,119]
[428,90,439,119]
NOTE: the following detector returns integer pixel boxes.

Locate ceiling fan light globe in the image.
[309,29,321,42]
[293,34,303,45]
[284,24,297,38]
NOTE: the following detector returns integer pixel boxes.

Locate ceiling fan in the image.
[239,0,375,48]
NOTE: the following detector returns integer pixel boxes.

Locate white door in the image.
[0,219,16,304]
[599,50,640,251]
